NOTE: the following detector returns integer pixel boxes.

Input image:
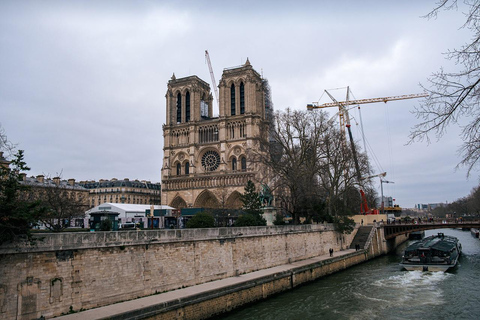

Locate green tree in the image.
[186,211,215,228]
[333,215,355,234]
[0,150,45,245]
[237,180,266,226]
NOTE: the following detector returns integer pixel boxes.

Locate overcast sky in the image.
[1,0,478,208]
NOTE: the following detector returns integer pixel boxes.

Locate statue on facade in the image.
[259,184,273,207]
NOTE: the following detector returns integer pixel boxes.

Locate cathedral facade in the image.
[161,59,272,209]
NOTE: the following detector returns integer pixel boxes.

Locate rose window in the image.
[201,150,220,171]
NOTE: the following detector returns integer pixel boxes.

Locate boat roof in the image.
[405,233,459,252]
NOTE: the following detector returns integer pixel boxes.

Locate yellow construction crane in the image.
[307,88,428,139]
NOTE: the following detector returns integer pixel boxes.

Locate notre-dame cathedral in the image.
[161,59,273,209]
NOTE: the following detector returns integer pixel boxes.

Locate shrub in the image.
[186,212,215,228]
[234,213,266,227]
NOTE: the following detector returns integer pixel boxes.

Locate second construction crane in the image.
[205,50,219,110]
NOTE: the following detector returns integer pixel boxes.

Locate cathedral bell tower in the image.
[161,59,271,210]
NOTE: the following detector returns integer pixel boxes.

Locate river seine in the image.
[217,228,480,320]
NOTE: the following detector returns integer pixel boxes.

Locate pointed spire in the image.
[245,58,251,66]
[171,73,176,81]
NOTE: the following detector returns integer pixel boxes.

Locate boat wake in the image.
[372,271,452,306]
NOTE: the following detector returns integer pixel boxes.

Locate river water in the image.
[217,228,480,320]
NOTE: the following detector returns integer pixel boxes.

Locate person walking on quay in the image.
[329,248,333,257]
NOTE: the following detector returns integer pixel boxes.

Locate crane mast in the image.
[205,50,219,110]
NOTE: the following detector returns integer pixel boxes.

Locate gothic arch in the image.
[226,191,243,209]
[226,145,244,160]
[173,152,188,164]
[170,196,187,208]
[194,189,220,208]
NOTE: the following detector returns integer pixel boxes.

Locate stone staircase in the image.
[350,226,373,250]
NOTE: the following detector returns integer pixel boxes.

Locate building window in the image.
[185,91,190,122]
[230,84,236,116]
[240,156,246,171]
[232,157,237,171]
[176,163,181,175]
[185,162,190,175]
[176,93,182,123]
[240,82,245,114]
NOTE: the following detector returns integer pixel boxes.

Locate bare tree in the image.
[257,109,376,226]
[23,177,89,231]
[257,109,329,223]
[411,0,480,176]
[316,121,376,217]
[0,124,16,159]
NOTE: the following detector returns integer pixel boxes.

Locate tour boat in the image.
[400,233,462,272]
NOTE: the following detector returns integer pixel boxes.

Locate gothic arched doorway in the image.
[226,191,243,209]
[170,196,187,209]
[194,190,220,209]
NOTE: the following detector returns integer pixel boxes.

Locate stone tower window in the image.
[230,83,236,116]
[240,82,245,114]
[240,156,247,171]
[176,93,182,123]
[176,163,181,175]
[185,162,190,175]
[185,91,190,122]
[201,94,208,118]
[232,157,237,171]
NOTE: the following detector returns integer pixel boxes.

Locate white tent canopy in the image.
[86,203,175,222]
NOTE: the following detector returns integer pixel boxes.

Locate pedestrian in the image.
[329,248,333,257]
[361,219,363,226]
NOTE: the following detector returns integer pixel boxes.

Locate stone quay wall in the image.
[0,224,357,320]
[149,251,369,320]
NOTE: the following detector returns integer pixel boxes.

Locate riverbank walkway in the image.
[57,248,357,320]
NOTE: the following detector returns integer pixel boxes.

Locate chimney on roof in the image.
[124,178,129,181]
[68,178,75,186]
[36,175,44,183]
[19,173,27,181]
[53,177,60,185]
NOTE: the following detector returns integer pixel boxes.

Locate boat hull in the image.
[400,262,456,272]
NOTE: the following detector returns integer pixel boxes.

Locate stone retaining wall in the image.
[0,224,358,319]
